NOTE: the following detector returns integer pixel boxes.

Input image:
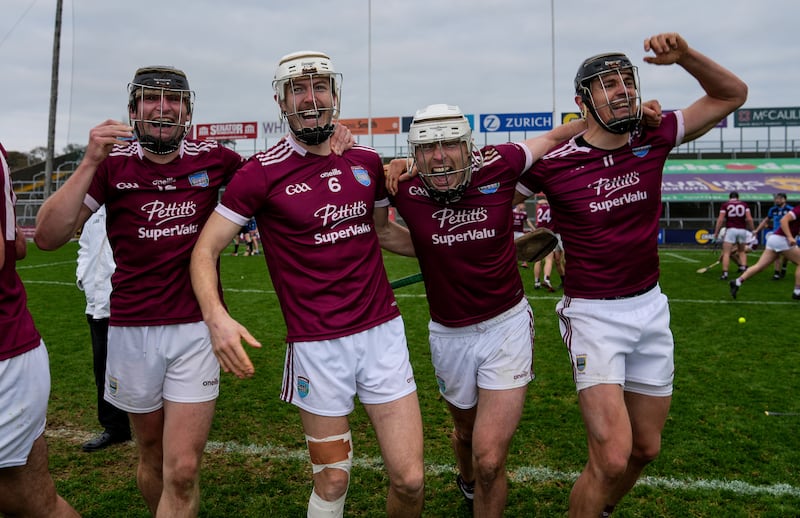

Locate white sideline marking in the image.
[21,280,75,286]
[19,282,796,305]
[47,428,799,497]
[203,439,800,498]
[661,252,698,263]
[17,260,76,270]
[49,429,798,499]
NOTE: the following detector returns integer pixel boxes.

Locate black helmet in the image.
[574,53,641,135]
[128,66,194,155]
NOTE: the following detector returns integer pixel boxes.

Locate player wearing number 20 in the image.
[191,51,424,518]
[388,104,586,516]
[514,33,747,517]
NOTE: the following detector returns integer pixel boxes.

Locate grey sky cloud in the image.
[1,0,797,155]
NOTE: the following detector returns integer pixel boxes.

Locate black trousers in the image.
[87,315,131,438]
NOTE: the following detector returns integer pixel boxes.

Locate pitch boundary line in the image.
[19,281,797,306]
[46,428,797,498]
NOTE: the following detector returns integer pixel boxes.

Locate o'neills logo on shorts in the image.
[297,376,310,398]
[202,377,219,387]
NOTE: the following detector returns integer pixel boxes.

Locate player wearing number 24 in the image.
[513,33,747,517]
[190,51,424,518]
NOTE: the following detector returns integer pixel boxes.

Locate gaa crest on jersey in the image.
[188,171,210,188]
[575,354,587,373]
[297,376,310,398]
[631,145,651,158]
[478,182,500,194]
[351,166,371,187]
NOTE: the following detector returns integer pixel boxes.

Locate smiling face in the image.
[574,53,642,135]
[587,69,640,127]
[407,106,481,204]
[129,87,192,144]
[127,66,194,155]
[415,139,470,192]
[278,74,337,135]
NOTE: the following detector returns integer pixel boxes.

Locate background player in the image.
[753,192,793,279]
[532,194,564,291]
[730,205,800,300]
[713,191,754,280]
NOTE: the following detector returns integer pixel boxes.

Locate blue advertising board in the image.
[480,112,553,132]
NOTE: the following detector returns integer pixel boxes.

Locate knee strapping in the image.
[306,430,353,475]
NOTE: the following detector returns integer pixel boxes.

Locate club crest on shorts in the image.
[351,166,371,187]
[107,376,119,396]
[297,376,310,398]
[576,354,587,373]
[436,375,446,395]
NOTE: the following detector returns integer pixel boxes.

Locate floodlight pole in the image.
[550,0,556,126]
[367,0,373,147]
[44,0,63,199]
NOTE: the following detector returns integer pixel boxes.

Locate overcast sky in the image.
[2,0,798,155]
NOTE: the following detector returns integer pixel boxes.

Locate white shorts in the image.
[553,232,564,253]
[724,227,749,244]
[106,322,220,413]
[765,233,795,253]
[429,297,534,410]
[281,316,417,416]
[556,284,674,396]
[0,342,49,468]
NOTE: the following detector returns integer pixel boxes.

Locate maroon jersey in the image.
[85,139,243,326]
[518,111,684,299]
[1,143,41,360]
[535,201,556,232]
[392,143,532,327]
[218,137,399,343]
[719,199,750,229]
[776,205,800,237]
[512,205,528,233]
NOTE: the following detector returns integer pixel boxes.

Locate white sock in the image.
[308,489,346,518]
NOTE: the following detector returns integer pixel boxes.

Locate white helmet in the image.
[408,104,481,204]
[272,50,342,145]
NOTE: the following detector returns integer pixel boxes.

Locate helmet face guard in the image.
[128,66,194,155]
[273,51,342,145]
[407,104,482,204]
[574,53,642,135]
